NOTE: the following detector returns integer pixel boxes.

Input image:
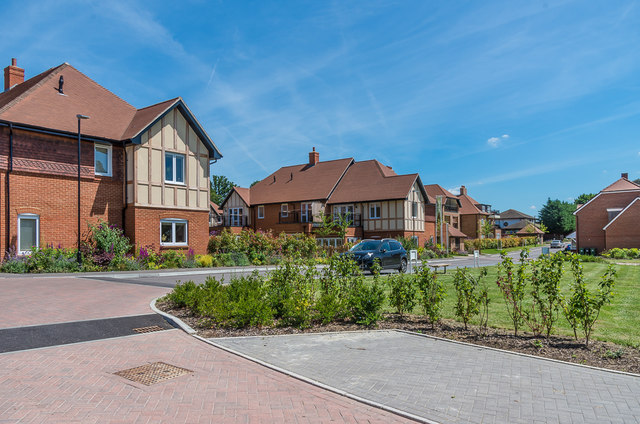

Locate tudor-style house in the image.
[0,58,221,255]
[574,173,640,253]
[219,149,432,246]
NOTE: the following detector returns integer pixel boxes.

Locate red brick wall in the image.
[460,214,479,239]
[576,191,640,252]
[604,199,640,249]
[0,127,125,254]
[125,206,209,255]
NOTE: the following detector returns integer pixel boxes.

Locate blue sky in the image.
[2,0,640,214]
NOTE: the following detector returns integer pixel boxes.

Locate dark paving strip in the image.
[0,314,175,353]
[79,276,177,288]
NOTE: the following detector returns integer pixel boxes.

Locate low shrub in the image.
[602,248,640,260]
[465,237,537,251]
[387,273,417,316]
[347,278,386,326]
[197,254,214,267]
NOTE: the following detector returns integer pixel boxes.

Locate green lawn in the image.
[377,263,640,348]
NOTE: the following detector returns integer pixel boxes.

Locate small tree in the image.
[481,219,494,239]
[529,253,564,337]
[453,267,480,330]
[496,250,529,336]
[387,273,417,316]
[563,254,616,347]
[415,266,445,328]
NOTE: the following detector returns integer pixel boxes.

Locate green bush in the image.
[347,278,386,326]
[24,246,80,273]
[415,266,445,327]
[167,280,200,309]
[465,236,537,251]
[602,248,640,260]
[387,273,417,316]
[316,254,360,323]
[224,274,273,328]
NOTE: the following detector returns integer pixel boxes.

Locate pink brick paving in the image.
[0,277,170,328]
[0,330,411,423]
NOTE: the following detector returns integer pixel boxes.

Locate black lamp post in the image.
[77,114,90,265]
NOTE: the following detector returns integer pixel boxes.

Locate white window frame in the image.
[17,213,40,254]
[333,204,353,221]
[369,203,381,219]
[94,143,112,177]
[301,203,312,223]
[281,204,288,218]
[165,152,186,184]
[229,207,243,226]
[257,205,265,219]
[160,219,188,246]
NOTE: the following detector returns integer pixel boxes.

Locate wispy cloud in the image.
[487,134,509,148]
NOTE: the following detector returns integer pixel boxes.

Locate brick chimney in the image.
[459,185,467,196]
[309,147,319,166]
[622,172,629,179]
[4,58,24,91]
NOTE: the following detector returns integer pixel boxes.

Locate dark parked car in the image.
[344,239,407,273]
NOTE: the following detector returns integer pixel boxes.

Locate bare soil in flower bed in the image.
[157,301,640,374]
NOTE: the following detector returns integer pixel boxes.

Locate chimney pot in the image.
[459,185,467,196]
[309,148,319,166]
[4,58,24,91]
[622,172,629,179]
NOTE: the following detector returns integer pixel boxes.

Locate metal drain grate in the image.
[114,362,192,386]
[132,325,165,334]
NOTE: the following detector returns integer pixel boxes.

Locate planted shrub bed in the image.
[158,251,640,373]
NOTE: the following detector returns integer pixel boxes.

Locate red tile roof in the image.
[448,226,467,238]
[234,187,251,207]
[424,184,459,204]
[0,62,220,158]
[601,177,640,192]
[457,192,488,215]
[249,158,353,205]
[210,201,223,214]
[328,160,423,204]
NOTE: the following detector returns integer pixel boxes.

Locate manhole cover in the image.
[132,325,165,334]
[114,362,192,386]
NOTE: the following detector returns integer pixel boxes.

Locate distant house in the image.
[209,201,223,231]
[220,187,251,232]
[495,209,537,229]
[219,149,432,246]
[457,186,498,239]
[0,58,221,255]
[424,184,466,250]
[574,173,640,253]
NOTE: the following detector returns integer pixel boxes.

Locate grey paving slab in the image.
[211,330,640,424]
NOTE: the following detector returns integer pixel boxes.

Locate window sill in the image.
[164,181,186,186]
[160,243,188,247]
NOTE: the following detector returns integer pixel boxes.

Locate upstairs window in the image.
[160,219,187,246]
[257,205,265,219]
[412,201,418,218]
[165,152,185,184]
[281,204,288,218]
[94,144,112,176]
[370,203,381,219]
[301,203,312,222]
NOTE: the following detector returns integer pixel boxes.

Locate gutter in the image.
[0,119,119,145]
[122,140,127,235]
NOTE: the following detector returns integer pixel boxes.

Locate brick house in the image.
[574,173,640,253]
[209,201,223,231]
[220,149,431,246]
[219,187,251,232]
[0,59,221,255]
[424,184,466,250]
[457,185,497,239]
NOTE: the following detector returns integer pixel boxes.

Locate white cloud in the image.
[529,205,537,210]
[487,134,510,148]
[447,187,461,195]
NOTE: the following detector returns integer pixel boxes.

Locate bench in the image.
[430,263,451,274]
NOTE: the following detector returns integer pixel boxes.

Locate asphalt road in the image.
[80,246,553,287]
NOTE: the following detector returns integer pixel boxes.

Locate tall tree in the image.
[574,193,596,205]
[250,180,261,187]
[210,175,236,205]
[539,198,576,235]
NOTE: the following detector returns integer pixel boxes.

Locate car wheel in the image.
[399,258,407,273]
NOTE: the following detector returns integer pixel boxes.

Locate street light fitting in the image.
[76,114,90,120]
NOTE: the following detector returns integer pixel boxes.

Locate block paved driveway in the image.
[0,275,410,423]
[212,331,640,424]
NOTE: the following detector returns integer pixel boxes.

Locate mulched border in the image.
[156,300,640,374]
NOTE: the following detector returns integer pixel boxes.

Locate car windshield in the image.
[350,241,381,251]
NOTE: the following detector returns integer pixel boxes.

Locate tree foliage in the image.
[210,175,236,204]
[574,193,596,205]
[539,198,575,235]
